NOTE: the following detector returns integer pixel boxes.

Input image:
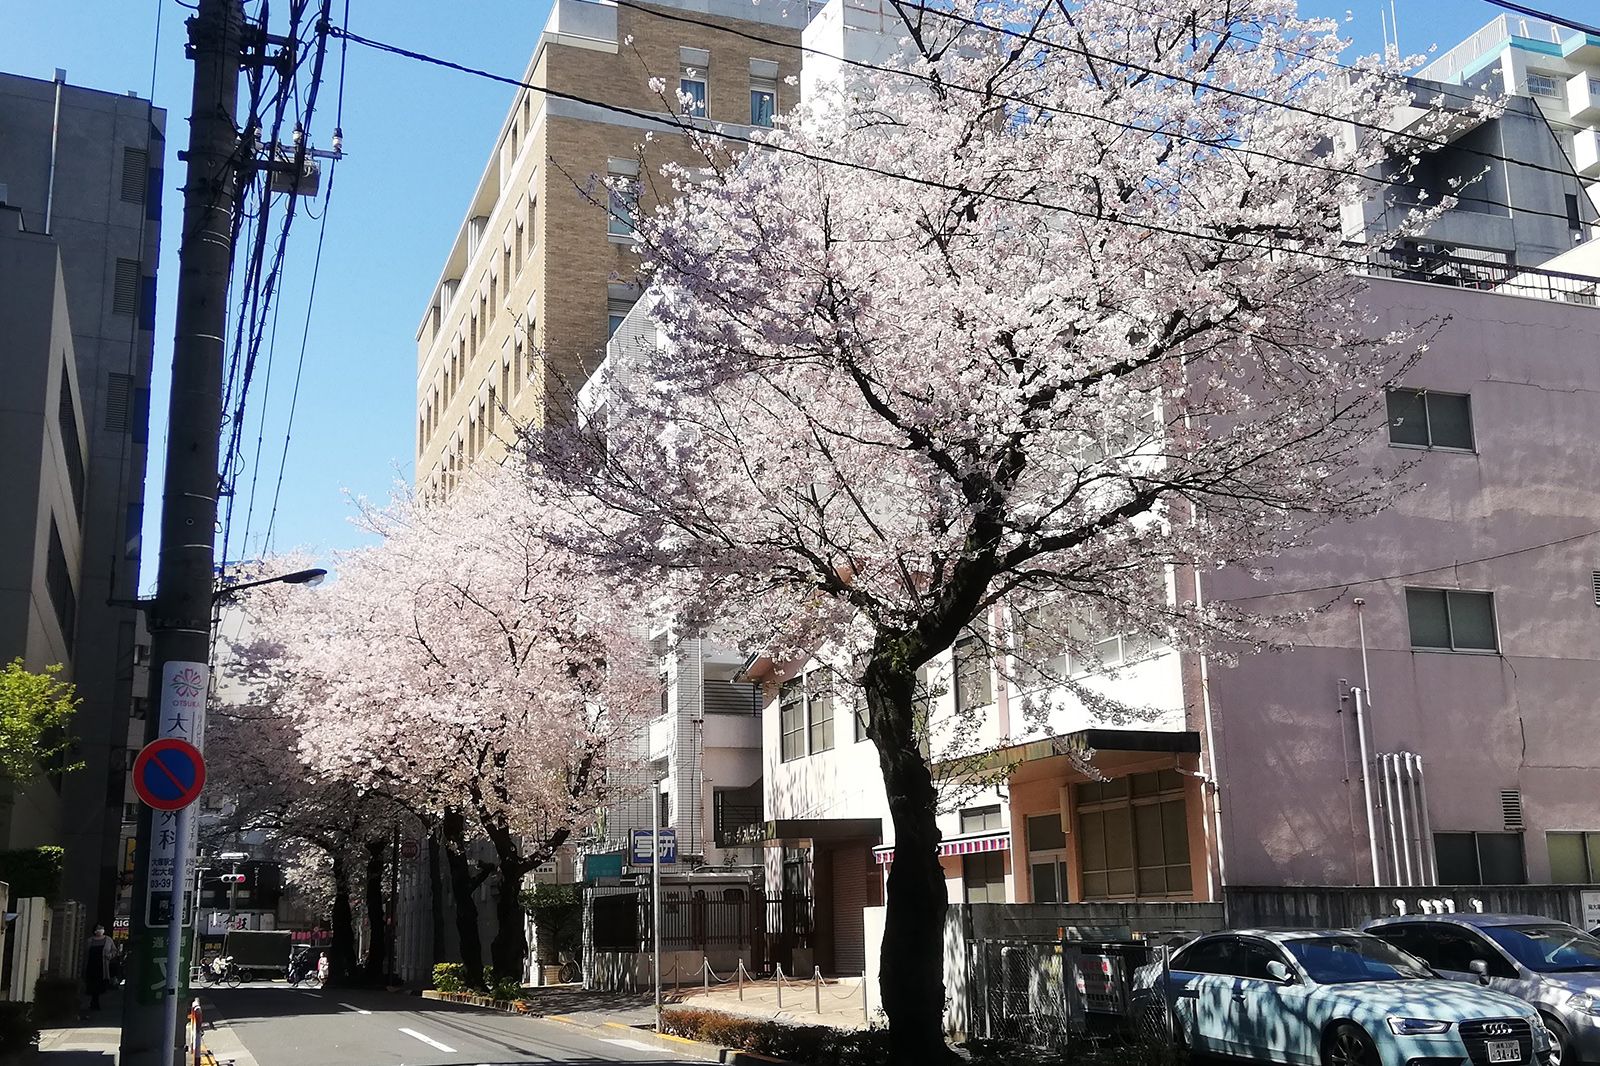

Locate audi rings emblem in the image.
[1484,1023,1514,1037]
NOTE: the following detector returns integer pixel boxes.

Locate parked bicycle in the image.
[287,949,323,988]
[201,954,245,988]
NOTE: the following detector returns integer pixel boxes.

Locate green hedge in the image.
[32,975,78,1026]
[431,963,468,993]
[660,1007,889,1064]
[0,846,64,903]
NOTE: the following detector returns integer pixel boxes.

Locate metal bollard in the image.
[813,966,821,1015]
[738,959,745,1000]
[703,956,709,993]
[776,962,783,1009]
[861,972,869,1023]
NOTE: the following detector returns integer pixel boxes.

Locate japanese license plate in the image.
[1487,1040,1521,1063]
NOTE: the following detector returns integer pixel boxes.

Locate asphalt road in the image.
[203,986,687,1066]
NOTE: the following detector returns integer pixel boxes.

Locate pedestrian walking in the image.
[85,925,119,1010]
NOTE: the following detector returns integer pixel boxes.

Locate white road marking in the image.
[398,1028,457,1053]
[299,992,321,998]
[337,1002,372,1014]
[602,1038,663,1053]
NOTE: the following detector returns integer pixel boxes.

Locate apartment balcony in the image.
[1576,128,1600,177]
[1568,72,1600,124]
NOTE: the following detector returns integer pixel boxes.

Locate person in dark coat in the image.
[85,925,119,1010]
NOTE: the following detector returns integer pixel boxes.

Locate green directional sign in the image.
[134,927,194,1006]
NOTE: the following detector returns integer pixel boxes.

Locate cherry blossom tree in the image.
[524,0,1459,1055]
[234,471,656,986]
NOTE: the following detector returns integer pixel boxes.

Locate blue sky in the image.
[0,0,1581,588]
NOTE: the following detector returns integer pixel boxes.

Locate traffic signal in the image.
[220,873,247,884]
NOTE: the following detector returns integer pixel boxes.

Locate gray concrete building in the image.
[0,70,164,924]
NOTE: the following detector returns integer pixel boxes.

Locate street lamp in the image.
[212,568,326,600]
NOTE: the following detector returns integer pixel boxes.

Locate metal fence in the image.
[587,888,813,971]
[1361,246,1600,306]
[969,937,1164,1049]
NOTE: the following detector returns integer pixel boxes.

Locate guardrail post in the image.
[776,962,783,1009]
[862,973,869,1024]
[813,966,821,1015]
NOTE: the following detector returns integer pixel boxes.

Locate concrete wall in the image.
[1206,277,1600,889]
[0,71,164,921]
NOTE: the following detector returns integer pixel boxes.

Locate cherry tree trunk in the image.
[427,832,446,967]
[329,856,359,986]
[442,811,487,988]
[485,823,529,986]
[863,658,957,1065]
[362,837,389,983]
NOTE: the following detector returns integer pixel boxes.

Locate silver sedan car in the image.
[1366,914,1600,1066]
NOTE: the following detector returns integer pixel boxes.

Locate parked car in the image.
[1134,929,1552,1066]
[1366,913,1600,1066]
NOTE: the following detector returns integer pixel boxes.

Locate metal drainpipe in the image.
[1378,754,1404,886]
[1400,754,1426,886]
[1352,688,1383,885]
[45,71,63,234]
[1412,754,1439,885]
[1192,566,1227,900]
[1392,753,1415,886]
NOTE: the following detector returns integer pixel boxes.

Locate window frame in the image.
[959,804,1003,834]
[1433,830,1526,885]
[750,85,776,127]
[953,635,993,713]
[1386,387,1476,452]
[1546,830,1600,883]
[1405,587,1499,653]
[961,850,1006,903]
[779,669,839,760]
[679,71,708,118]
[1075,769,1193,901]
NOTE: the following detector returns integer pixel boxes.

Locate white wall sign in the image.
[147,661,208,898]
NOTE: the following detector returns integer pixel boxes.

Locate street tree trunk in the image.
[427,831,446,967]
[329,856,359,986]
[484,823,530,987]
[442,810,487,989]
[862,655,957,1065]
[362,837,389,984]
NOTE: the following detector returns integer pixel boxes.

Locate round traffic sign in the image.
[132,738,206,811]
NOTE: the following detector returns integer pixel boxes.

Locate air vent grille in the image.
[1592,570,1600,606]
[1501,789,1524,831]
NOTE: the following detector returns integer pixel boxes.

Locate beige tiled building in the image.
[414,0,807,493]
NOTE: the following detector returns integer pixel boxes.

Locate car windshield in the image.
[1482,924,1600,973]
[1284,935,1434,984]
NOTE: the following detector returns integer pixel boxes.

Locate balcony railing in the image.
[1360,246,1600,305]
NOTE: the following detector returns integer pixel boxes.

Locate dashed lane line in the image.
[602,1038,664,1053]
[398,1028,457,1053]
[337,1002,372,1014]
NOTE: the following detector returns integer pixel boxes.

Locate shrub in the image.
[660,1007,890,1065]
[963,1034,1186,1066]
[32,975,79,1026]
[482,967,523,1002]
[0,847,64,903]
[431,963,467,994]
[0,1003,37,1057]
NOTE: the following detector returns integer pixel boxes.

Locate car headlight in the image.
[1569,993,1600,1017]
[1387,1018,1454,1036]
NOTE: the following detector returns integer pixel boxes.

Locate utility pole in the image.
[120,1,244,1062]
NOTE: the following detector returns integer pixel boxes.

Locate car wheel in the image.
[1323,1022,1379,1066]
[1541,1014,1569,1066]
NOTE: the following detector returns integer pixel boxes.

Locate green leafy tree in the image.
[0,660,82,785]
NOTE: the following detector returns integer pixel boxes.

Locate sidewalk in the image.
[671,975,871,1030]
[35,986,123,1066]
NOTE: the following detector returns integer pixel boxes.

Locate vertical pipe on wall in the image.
[1379,754,1403,886]
[45,71,63,234]
[1412,754,1438,885]
[1393,754,1415,886]
[1352,688,1383,886]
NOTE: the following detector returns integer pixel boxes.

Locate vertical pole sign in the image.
[131,661,209,1066]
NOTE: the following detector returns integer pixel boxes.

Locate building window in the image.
[607,174,638,237]
[113,258,141,314]
[679,77,707,117]
[751,85,776,127]
[1527,72,1561,97]
[1027,812,1070,903]
[515,222,525,275]
[1387,388,1474,450]
[1406,588,1497,652]
[1547,831,1600,883]
[807,671,834,754]
[853,695,869,743]
[1435,831,1525,885]
[1076,770,1192,900]
[962,851,1006,903]
[46,516,76,647]
[780,678,805,762]
[58,368,84,516]
[960,805,1002,834]
[953,636,992,712]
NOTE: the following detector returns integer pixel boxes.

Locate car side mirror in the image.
[1469,960,1490,984]
[1266,961,1295,984]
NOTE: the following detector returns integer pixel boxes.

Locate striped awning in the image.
[872,831,1010,865]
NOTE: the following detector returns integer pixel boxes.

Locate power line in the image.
[1222,525,1600,602]
[1485,0,1600,38]
[606,0,1589,228]
[328,25,1413,274]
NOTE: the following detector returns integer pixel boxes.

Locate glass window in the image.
[1433,831,1526,885]
[1281,935,1431,983]
[1387,388,1474,450]
[1528,72,1561,97]
[1027,813,1066,852]
[962,851,1006,903]
[1406,588,1497,652]
[1481,923,1600,973]
[807,671,834,754]
[961,805,1002,834]
[607,176,638,237]
[1076,772,1191,899]
[1548,831,1600,883]
[779,678,805,762]
[679,73,707,118]
[1172,937,1242,976]
[750,87,775,127]
[953,636,992,712]
[1031,860,1069,903]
